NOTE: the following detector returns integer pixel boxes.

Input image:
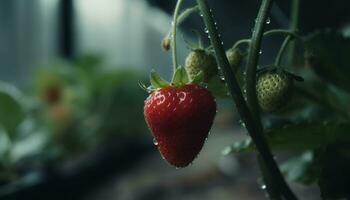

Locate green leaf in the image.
[226,121,350,153]
[304,30,350,92]
[172,66,189,86]
[150,70,169,88]
[0,83,24,137]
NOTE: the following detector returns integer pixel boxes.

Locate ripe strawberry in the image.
[144,84,216,167]
[185,49,218,82]
[256,70,294,112]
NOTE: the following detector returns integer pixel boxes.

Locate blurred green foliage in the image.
[0,55,148,183]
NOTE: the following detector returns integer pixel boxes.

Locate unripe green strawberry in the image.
[226,48,243,69]
[256,70,294,112]
[185,49,217,82]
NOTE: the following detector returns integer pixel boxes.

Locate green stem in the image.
[196,0,297,199]
[171,0,185,80]
[263,29,301,40]
[258,156,283,200]
[245,0,272,119]
[274,35,292,66]
[246,0,297,199]
[164,6,199,51]
[232,39,251,49]
[286,0,300,66]
[178,6,200,25]
[232,29,301,50]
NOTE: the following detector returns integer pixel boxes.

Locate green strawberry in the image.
[226,48,243,70]
[185,49,218,82]
[256,70,294,112]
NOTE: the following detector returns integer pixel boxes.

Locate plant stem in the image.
[245,0,272,119]
[178,6,200,25]
[258,156,283,200]
[232,29,301,50]
[196,0,297,199]
[171,0,185,79]
[165,6,200,42]
[263,29,301,40]
[286,0,300,66]
[274,35,292,66]
[232,39,251,49]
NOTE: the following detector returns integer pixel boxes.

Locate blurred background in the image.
[0,0,349,199]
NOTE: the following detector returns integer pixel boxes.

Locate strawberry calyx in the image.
[140,67,205,93]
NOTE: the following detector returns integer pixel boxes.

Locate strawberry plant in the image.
[143,0,350,199]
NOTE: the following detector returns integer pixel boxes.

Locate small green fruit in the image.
[256,70,293,112]
[185,49,217,82]
[226,48,243,69]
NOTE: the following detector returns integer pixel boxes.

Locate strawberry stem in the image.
[164,6,200,50]
[232,29,301,51]
[171,0,185,81]
[196,0,298,199]
[263,29,300,39]
[232,39,251,50]
[274,35,293,67]
[286,0,300,66]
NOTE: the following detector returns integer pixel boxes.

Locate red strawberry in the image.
[144,84,216,167]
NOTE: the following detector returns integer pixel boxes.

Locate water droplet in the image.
[153,138,158,145]
[200,13,203,17]
[266,17,271,24]
[259,50,263,55]
[204,27,209,33]
[261,184,267,190]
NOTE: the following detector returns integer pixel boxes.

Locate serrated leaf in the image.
[304,30,350,92]
[150,70,169,89]
[172,66,189,86]
[227,121,350,154]
[0,84,24,137]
